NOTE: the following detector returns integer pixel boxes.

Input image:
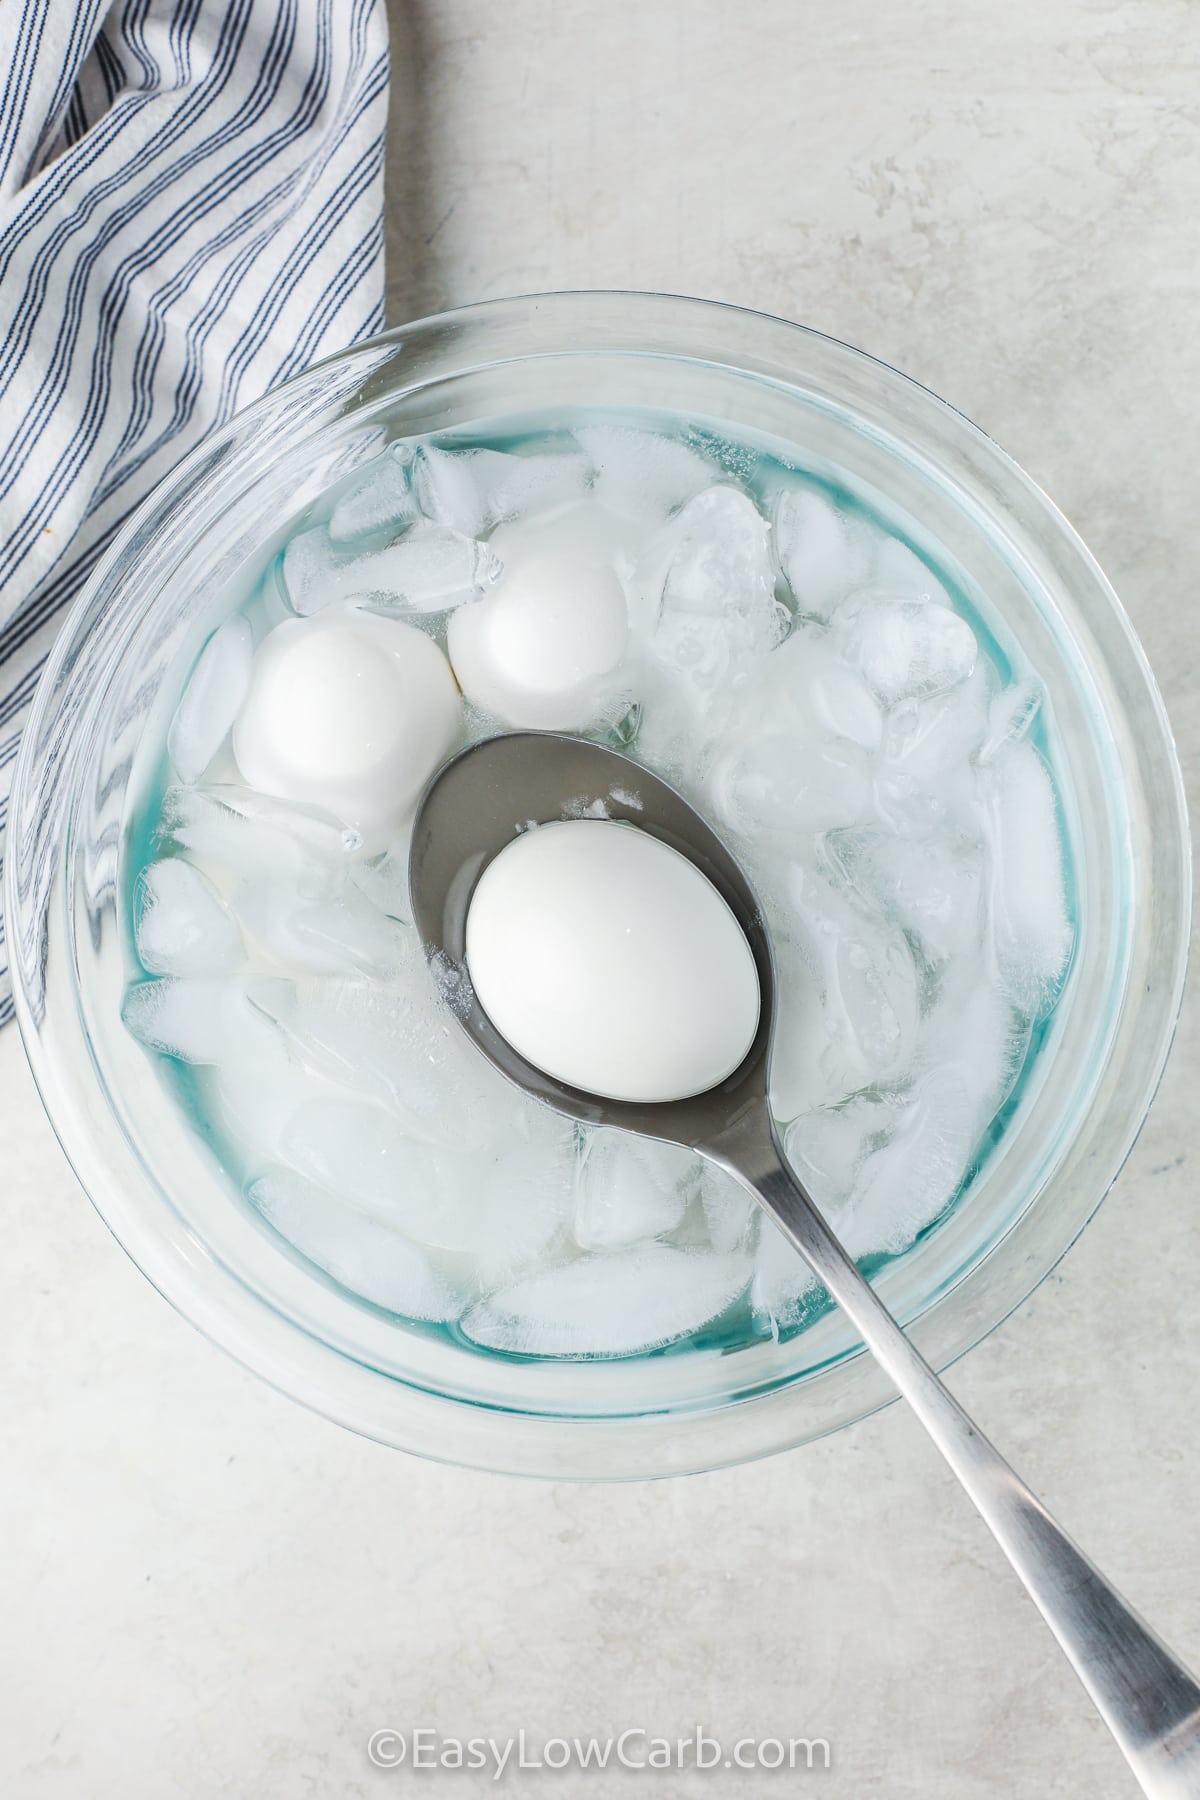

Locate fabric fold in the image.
[0,0,391,1023]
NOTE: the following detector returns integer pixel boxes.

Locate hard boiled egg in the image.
[464,819,760,1103]
[232,603,462,833]
[447,542,629,730]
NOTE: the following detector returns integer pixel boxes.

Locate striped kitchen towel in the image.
[0,0,390,1026]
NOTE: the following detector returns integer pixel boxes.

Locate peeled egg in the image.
[232,604,462,833]
[447,544,629,729]
[464,820,760,1103]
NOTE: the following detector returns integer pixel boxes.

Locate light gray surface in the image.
[3,3,1197,1795]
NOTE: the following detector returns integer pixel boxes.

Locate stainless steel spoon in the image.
[410,728,1200,1799]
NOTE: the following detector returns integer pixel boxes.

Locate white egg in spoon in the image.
[464,818,761,1104]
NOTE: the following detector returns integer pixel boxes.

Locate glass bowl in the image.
[6,292,1189,1480]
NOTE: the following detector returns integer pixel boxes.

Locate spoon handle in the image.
[708,1104,1200,1800]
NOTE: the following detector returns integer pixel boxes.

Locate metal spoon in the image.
[410,729,1200,1799]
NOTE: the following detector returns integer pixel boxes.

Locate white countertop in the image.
[3,3,1198,1794]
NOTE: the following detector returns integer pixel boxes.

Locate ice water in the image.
[121,407,1075,1360]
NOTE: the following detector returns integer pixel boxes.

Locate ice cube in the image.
[874,661,992,836]
[349,853,412,925]
[461,1243,750,1358]
[254,969,552,1151]
[763,938,832,1120]
[358,527,501,613]
[409,961,556,1149]
[835,1068,977,1258]
[768,865,921,1115]
[698,1164,758,1252]
[880,659,990,776]
[620,671,713,800]
[833,592,977,703]
[660,486,777,616]
[122,975,288,1066]
[639,485,785,731]
[412,442,591,538]
[411,444,491,537]
[327,445,419,543]
[279,1097,568,1264]
[915,964,1030,1123]
[723,628,884,751]
[649,602,745,714]
[772,486,872,619]
[279,527,332,612]
[749,1220,819,1338]
[252,977,431,1117]
[134,858,243,976]
[486,449,592,524]
[783,1096,887,1209]
[470,1142,573,1280]
[978,678,1042,765]
[159,784,354,895]
[249,1168,460,1320]
[572,1130,696,1250]
[236,882,408,977]
[280,1094,432,1214]
[574,425,715,524]
[285,524,499,618]
[348,836,414,924]
[709,633,881,840]
[823,827,984,965]
[871,536,954,610]
[167,617,254,784]
[983,742,1073,1003]
[801,646,885,752]
[712,733,874,838]
[207,1049,345,1169]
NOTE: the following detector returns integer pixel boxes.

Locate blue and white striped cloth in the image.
[0,0,390,1025]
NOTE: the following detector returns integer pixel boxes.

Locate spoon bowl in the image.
[410,728,1200,1800]
[409,730,777,1145]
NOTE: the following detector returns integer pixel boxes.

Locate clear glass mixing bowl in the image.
[6,292,1190,1479]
